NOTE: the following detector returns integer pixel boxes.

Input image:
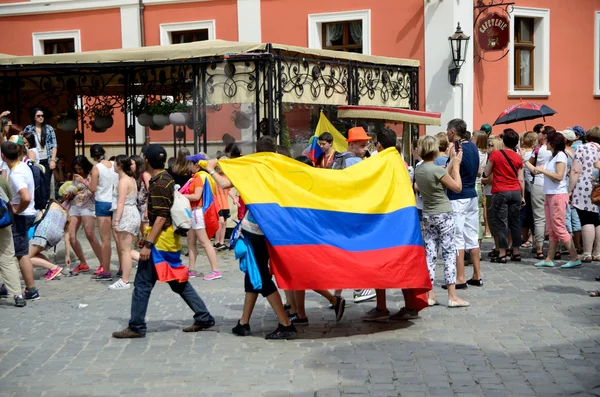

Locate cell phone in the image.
[454,141,461,153]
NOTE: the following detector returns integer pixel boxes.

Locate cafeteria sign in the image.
[477,12,510,51]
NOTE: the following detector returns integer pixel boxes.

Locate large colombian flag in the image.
[145,225,188,283]
[218,148,431,310]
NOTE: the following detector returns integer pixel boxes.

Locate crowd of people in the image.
[411,119,600,301]
[0,107,599,340]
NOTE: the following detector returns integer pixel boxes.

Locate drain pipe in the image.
[139,0,145,47]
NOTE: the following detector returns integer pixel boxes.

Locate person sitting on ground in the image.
[29,200,70,281]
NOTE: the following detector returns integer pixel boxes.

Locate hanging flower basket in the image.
[169,112,190,126]
[153,114,170,127]
[93,116,114,131]
[58,119,78,132]
[232,110,252,129]
[147,99,175,127]
[150,124,164,131]
[138,113,154,127]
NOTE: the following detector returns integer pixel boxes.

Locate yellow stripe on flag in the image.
[217,148,414,214]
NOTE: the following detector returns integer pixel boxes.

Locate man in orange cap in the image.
[331,126,371,169]
[330,126,377,303]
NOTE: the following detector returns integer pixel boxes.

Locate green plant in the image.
[146,99,176,115]
[93,104,114,118]
[172,102,190,113]
[56,108,79,124]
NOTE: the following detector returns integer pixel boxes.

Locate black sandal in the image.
[511,254,522,262]
[488,250,499,258]
[535,253,545,260]
[554,252,561,260]
[491,255,508,263]
[595,277,600,282]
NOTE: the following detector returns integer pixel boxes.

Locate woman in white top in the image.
[22,132,39,164]
[110,155,140,290]
[524,132,581,268]
[89,144,119,281]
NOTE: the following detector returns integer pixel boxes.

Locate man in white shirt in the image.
[529,127,553,258]
[1,141,39,301]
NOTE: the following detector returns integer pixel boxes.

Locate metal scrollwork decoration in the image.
[205,61,259,102]
[356,66,410,105]
[280,59,349,103]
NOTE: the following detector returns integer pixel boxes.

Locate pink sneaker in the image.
[45,266,63,281]
[203,271,222,281]
[94,267,103,276]
[188,270,197,278]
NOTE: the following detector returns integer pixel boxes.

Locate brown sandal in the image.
[590,290,600,297]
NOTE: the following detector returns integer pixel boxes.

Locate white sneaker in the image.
[353,289,377,303]
[108,279,131,290]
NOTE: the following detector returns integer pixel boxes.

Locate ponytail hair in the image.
[116,154,134,177]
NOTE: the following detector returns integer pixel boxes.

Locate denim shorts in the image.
[95,201,113,217]
[12,214,36,257]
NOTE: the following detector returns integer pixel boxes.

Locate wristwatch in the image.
[209,170,216,176]
[144,241,154,249]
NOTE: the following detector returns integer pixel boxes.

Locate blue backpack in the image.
[0,197,13,228]
[24,159,47,211]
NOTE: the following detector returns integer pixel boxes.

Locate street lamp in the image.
[448,22,470,85]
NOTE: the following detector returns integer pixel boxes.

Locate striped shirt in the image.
[148,170,174,229]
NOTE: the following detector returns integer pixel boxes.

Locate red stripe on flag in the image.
[155,261,189,283]
[267,244,431,310]
[203,203,220,239]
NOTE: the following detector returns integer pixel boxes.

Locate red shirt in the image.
[489,150,523,194]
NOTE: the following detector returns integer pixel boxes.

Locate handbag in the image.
[589,144,600,205]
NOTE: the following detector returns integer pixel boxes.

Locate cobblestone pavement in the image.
[1,234,599,397]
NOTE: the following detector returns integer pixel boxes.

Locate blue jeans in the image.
[129,256,214,334]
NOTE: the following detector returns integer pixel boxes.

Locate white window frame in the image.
[307,9,371,55]
[32,30,81,55]
[159,20,216,46]
[594,11,600,97]
[508,7,550,98]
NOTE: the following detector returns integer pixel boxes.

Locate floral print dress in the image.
[572,143,600,212]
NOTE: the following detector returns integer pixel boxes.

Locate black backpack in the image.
[330,152,357,170]
[24,158,47,211]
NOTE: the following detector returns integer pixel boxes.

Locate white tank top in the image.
[95,161,119,203]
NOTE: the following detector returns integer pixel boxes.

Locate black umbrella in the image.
[493,102,557,125]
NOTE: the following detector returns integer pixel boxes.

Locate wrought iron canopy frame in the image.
[0,46,420,155]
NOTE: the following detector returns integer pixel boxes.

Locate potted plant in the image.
[134,100,153,127]
[92,104,114,132]
[231,109,251,129]
[147,99,174,127]
[56,108,79,132]
[169,102,191,126]
[150,123,164,131]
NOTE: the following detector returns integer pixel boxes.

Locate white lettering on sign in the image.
[479,19,508,33]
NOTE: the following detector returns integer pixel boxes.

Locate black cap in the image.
[144,144,167,166]
[90,144,105,158]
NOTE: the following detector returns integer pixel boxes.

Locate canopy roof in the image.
[0,40,419,68]
[337,105,441,126]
